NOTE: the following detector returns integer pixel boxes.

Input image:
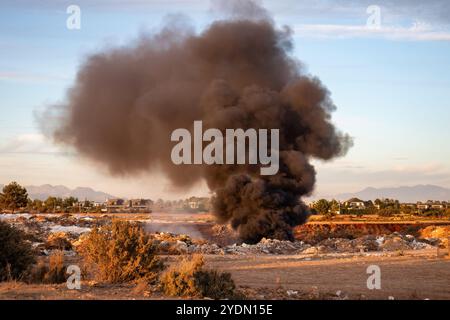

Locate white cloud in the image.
[0,133,62,155]
[0,71,69,84]
[293,21,450,41]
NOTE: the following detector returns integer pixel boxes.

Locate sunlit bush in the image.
[28,251,66,284]
[78,220,163,283]
[160,254,240,299]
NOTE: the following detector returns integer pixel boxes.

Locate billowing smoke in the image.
[40,1,351,243]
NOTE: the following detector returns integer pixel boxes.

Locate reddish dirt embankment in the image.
[294,222,450,244]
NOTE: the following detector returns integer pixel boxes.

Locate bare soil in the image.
[206,249,450,300]
[0,249,448,300]
[1,212,448,300]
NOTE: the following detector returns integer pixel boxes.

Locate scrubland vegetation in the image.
[0,220,35,281]
[0,219,241,299]
[160,254,240,299]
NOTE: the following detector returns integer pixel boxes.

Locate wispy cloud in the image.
[0,71,69,84]
[293,21,450,41]
[0,133,69,155]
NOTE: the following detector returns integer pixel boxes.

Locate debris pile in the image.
[150,232,199,255]
[171,232,435,255]
[419,226,449,247]
[0,213,442,257]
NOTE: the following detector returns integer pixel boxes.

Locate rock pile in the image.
[192,238,309,255]
[179,232,435,255]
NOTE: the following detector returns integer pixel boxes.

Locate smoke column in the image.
[40,1,352,243]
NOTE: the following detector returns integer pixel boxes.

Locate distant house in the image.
[186,197,210,211]
[105,198,153,213]
[189,200,200,209]
[106,198,126,212]
[129,199,153,213]
[416,202,430,210]
[344,198,366,209]
[430,201,445,210]
[415,201,447,210]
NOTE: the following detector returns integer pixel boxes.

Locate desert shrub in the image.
[418,209,446,218]
[323,211,336,219]
[28,251,67,284]
[195,269,239,299]
[160,254,239,299]
[0,221,35,281]
[78,220,163,283]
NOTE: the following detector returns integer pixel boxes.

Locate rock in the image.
[45,232,72,250]
[286,290,298,296]
[147,230,437,256]
[379,236,410,251]
[410,240,433,250]
[71,233,89,248]
[421,237,440,246]
[175,240,188,253]
[352,236,379,251]
[302,247,319,255]
[159,240,171,249]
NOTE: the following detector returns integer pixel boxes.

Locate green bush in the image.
[0,221,35,281]
[418,209,445,218]
[78,220,163,283]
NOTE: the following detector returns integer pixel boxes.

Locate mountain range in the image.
[331,185,450,203]
[1,183,449,203]
[0,184,117,202]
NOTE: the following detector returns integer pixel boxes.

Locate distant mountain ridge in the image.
[0,183,117,202]
[333,185,450,203]
[2,183,449,203]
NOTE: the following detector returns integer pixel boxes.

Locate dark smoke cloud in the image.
[40,1,352,243]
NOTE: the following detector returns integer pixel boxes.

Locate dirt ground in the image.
[1,212,449,300]
[1,249,448,300]
[206,249,450,300]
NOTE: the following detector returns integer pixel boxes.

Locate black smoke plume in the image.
[40,1,352,243]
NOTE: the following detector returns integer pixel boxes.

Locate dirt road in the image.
[206,250,450,299]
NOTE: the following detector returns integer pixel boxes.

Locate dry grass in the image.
[28,251,67,284]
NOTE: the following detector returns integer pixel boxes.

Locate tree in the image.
[329,199,340,214]
[29,199,43,212]
[0,182,29,213]
[62,197,78,211]
[313,199,330,215]
[44,196,63,213]
[374,198,383,209]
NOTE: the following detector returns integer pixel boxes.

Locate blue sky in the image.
[0,0,449,199]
